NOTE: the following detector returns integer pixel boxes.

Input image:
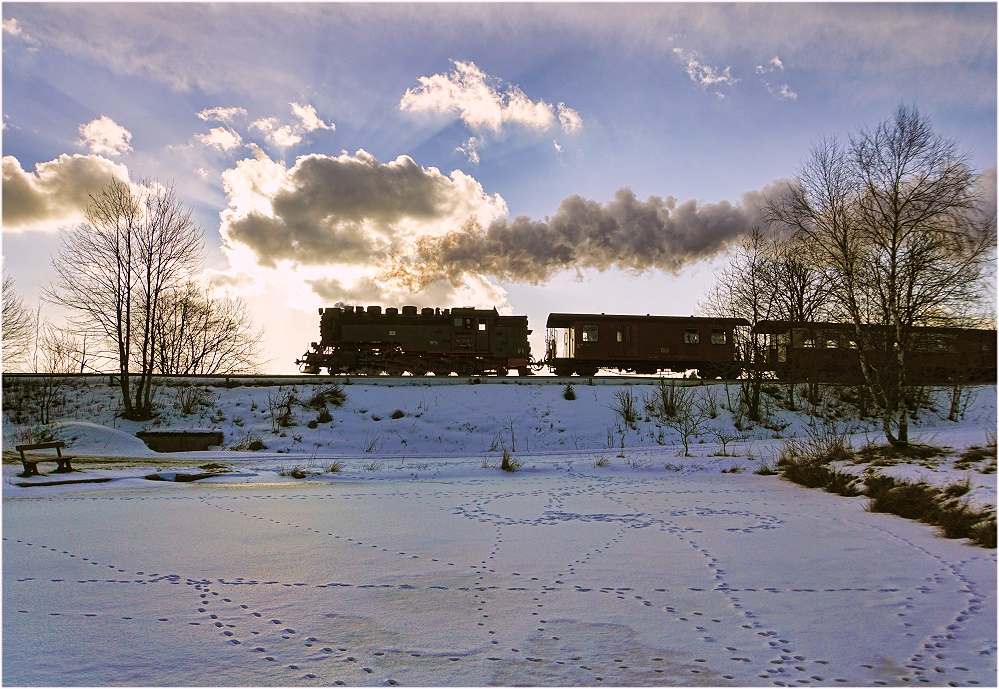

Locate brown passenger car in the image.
[545,313,749,377]
[754,321,997,385]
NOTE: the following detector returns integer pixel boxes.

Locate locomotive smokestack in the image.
[383,183,782,289]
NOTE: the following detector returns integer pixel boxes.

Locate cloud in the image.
[249,117,302,148]
[756,55,798,100]
[776,84,798,101]
[672,48,738,89]
[757,56,784,73]
[197,106,247,123]
[455,137,481,164]
[383,182,785,289]
[291,102,334,132]
[196,126,244,152]
[400,60,582,162]
[2,17,38,46]
[400,60,572,134]
[2,154,130,232]
[76,116,133,156]
[557,103,583,135]
[8,4,994,109]
[219,149,508,269]
[195,103,331,154]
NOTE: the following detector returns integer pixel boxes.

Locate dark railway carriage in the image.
[297,305,531,376]
[545,313,749,377]
[754,321,997,385]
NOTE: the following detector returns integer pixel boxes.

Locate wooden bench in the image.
[15,442,76,478]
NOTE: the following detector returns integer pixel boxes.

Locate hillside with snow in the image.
[3,377,996,686]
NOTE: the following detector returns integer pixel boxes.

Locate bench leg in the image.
[18,462,40,478]
[53,460,74,473]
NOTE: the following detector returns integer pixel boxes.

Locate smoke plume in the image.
[384,183,782,288]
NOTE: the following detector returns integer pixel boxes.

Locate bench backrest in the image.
[15,441,66,452]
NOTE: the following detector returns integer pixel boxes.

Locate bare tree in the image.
[38,322,94,374]
[701,228,777,421]
[153,280,264,375]
[46,178,203,420]
[702,227,830,418]
[663,389,710,457]
[766,106,996,445]
[2,270,34,370]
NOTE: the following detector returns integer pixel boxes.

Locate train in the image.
[296,305,997,384]
[754,320,997,385]
[296,305,531,376]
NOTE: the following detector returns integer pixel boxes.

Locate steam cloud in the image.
[384,184,780,288]
[218,148,787,303]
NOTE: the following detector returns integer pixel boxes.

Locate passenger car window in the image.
[582,325,599,342]
[684,328,700,344]
[710,329,726,345]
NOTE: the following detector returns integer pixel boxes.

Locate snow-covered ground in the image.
[3,378,996,686]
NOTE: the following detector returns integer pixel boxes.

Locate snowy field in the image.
[3,378,996,686]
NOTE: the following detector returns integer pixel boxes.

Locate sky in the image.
[3,2,996,373]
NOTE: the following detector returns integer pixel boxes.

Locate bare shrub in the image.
[175,386,217,415]
[610,388,639,429]
[865,472,996,546]
[712,427,746,456]
[307,382,346,409]
[970,519,997,548]
[229,430,266,451]
[754,462,779,476]
[644,377,686,420]
[648,387,711,457]
[267,387,299,431]
[954,443,997,471]
[500,450,522,472]
[361,434,382,453]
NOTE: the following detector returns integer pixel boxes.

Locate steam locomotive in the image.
[297,305,531,376]
[297,305,997,383]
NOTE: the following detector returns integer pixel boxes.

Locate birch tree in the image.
[2,270,33,369]
[766,106,996,445]
[47,178,203,419]
[153,280,264,375]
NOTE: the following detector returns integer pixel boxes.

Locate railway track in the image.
[1,372,740,387]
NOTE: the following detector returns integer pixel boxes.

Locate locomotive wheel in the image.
[576,366,599,377]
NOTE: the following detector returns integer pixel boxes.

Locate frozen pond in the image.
[4,468,996,686]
